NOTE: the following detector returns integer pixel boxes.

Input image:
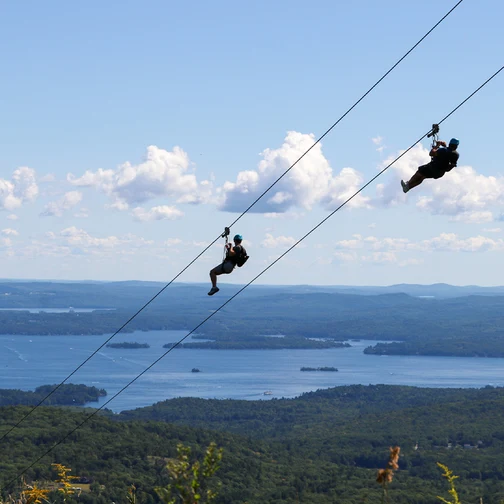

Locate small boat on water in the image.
[263,390,273,395]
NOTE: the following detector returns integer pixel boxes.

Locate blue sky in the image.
[1,0,503,286]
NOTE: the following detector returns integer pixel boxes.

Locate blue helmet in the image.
[233,234,243,242]
[449,138,460,146]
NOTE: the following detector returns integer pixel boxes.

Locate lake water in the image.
[0,308,114,313]
[1,330,504,413]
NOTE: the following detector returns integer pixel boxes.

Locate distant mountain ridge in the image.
[0,280,503,307]
[0,280,504,355]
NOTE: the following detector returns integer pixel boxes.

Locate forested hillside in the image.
[2,385,504,503]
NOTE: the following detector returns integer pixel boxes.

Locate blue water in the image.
[1,330,504,413]
[0,308,114,313]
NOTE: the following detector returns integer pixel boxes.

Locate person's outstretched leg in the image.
[208,267,220,295]
[402,170,426,193]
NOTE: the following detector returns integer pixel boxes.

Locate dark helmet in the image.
[449,138,460,147]
[233,234,243,242]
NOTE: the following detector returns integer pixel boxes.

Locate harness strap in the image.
[427,123,440,149]
[222,227,230,262]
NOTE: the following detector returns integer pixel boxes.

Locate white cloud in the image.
[483,227,501,233]
[7,214,18,221]
[449,211,494,224]
[0,167,38,211]
[60,137,500,227]
[364,236,411,252]
[334,234,366,250]
[12,167,38,201]
[416,166,504,217]
[362,251,398,264]
[2,228,19,236]
[131,205,184,222]
[263,211,305,220]
[160,237,220,250]
[372,144,504,222]
[373,144,429,208]
[193,240,216,248]
[372,136,385,153]
[68,145,212,210]
[219,131,369,213]
[40,191,83,217]
[74,208,89,218]
[55,227,154,255]
[399,258,424,267]
[0,228,18,248]
[332,232,504,265]
[22,240,72,258]
[335,234,412,252]
[313,256,333,266]
[322,167,370,210]
[417,233,503,253]
[0,238,13,248]
[221,137,502,223]
[334,235,410,262]
[60,226,121,248]
[164,238,183,247]
[261,233,297,249]
[334,251,358,262]
[11,228,183,262]
[40,174,56,183]
[268,191,292,205]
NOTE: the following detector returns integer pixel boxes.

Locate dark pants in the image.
[212,260,235,275]
[418,163,445,180]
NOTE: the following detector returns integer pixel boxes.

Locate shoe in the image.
[208,286,220,296]
[401,180,409,193]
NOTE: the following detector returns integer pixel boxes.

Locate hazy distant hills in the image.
[1,280,504,309]
[245,283,504,298]
[1,281,504,356]
[326,283,504,298]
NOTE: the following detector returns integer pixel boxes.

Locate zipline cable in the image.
[226,0,465,228]
[0,0,464,444]
[7,64,502,487]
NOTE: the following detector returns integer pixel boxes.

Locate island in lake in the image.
[163,339,351,350]
[106,342,150,349]
[0,384,106,406]
[300,367,338,372]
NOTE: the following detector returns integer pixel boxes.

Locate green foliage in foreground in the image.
[2,385,504,503]
[154,442,223,504]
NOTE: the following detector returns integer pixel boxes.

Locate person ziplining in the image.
[208,227,249,296]
[401,124,459,193]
